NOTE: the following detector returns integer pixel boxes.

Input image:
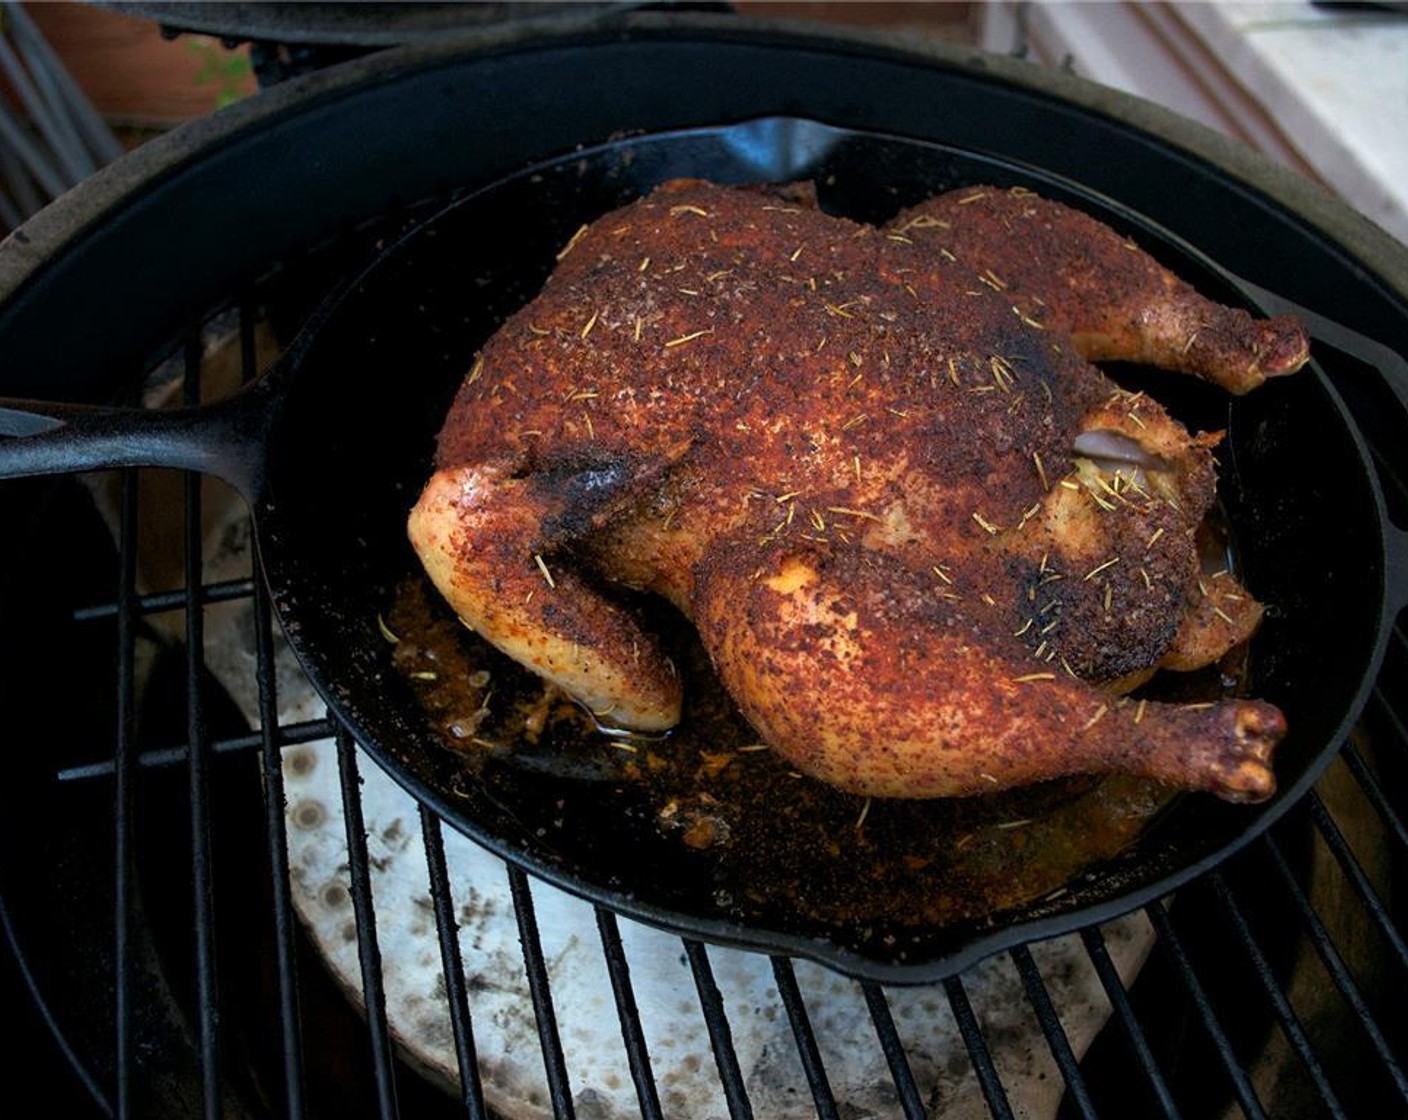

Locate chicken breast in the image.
[408,180,1307,802]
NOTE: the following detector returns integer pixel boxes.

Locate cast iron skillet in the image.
[2,120,1405,982]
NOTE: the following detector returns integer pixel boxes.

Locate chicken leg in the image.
[890,187,1309,393]
[693,541,1281,801]
[408,459,682,730]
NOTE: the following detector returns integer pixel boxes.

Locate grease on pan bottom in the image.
[384,573,1248,939]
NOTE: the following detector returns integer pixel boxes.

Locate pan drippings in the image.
[386,516,1250,937]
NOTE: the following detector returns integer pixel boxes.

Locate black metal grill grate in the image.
[5,284,1405,1118]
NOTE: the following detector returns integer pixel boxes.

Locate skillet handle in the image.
[0,378,271,499]
[1235,279,1408,613]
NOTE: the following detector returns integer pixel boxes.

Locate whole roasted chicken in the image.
[408,180,1307,803]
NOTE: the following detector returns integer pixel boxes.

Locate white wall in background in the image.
[978,0,1408,246]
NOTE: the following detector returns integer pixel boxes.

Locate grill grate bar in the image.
[769,956,840,1120]
[252,567,310,1119]
[859,981,926,1119]
[73,576,256,622]
[1010,944,1097,1119]
[113,470,140,1120]
[183,343,224,1119]
[56,717,336,782]
[942,974,1015,1120]
[335,725,401,1119]
[1206,869,1348,1116]
[507,864,577,1120]
[684,939,754,1119]
[1078,926,1182,1120]
[1350,701,1408,850]
[1307,790,1408,971]
[241,295,310,1117]
[419,806,490,1120]
[595,908,666,1120]
[238,292,259,383]
[1144,901,1267,1120]
[1261,829,1408,1103]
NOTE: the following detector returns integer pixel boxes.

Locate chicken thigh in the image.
[408,180,1307,802]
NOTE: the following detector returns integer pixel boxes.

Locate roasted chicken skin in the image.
[408,180,1307,803]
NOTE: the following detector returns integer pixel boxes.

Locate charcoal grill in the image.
[1,12,1406,1117]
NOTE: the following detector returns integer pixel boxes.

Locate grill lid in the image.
[98,1,643,45]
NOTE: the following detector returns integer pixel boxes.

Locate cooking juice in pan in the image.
[384,509,1250,932]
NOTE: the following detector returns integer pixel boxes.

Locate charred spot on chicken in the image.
[408,180,1308,803]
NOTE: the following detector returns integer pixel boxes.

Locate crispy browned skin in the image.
[408,180,1306,802]
[893,187,1309,393]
